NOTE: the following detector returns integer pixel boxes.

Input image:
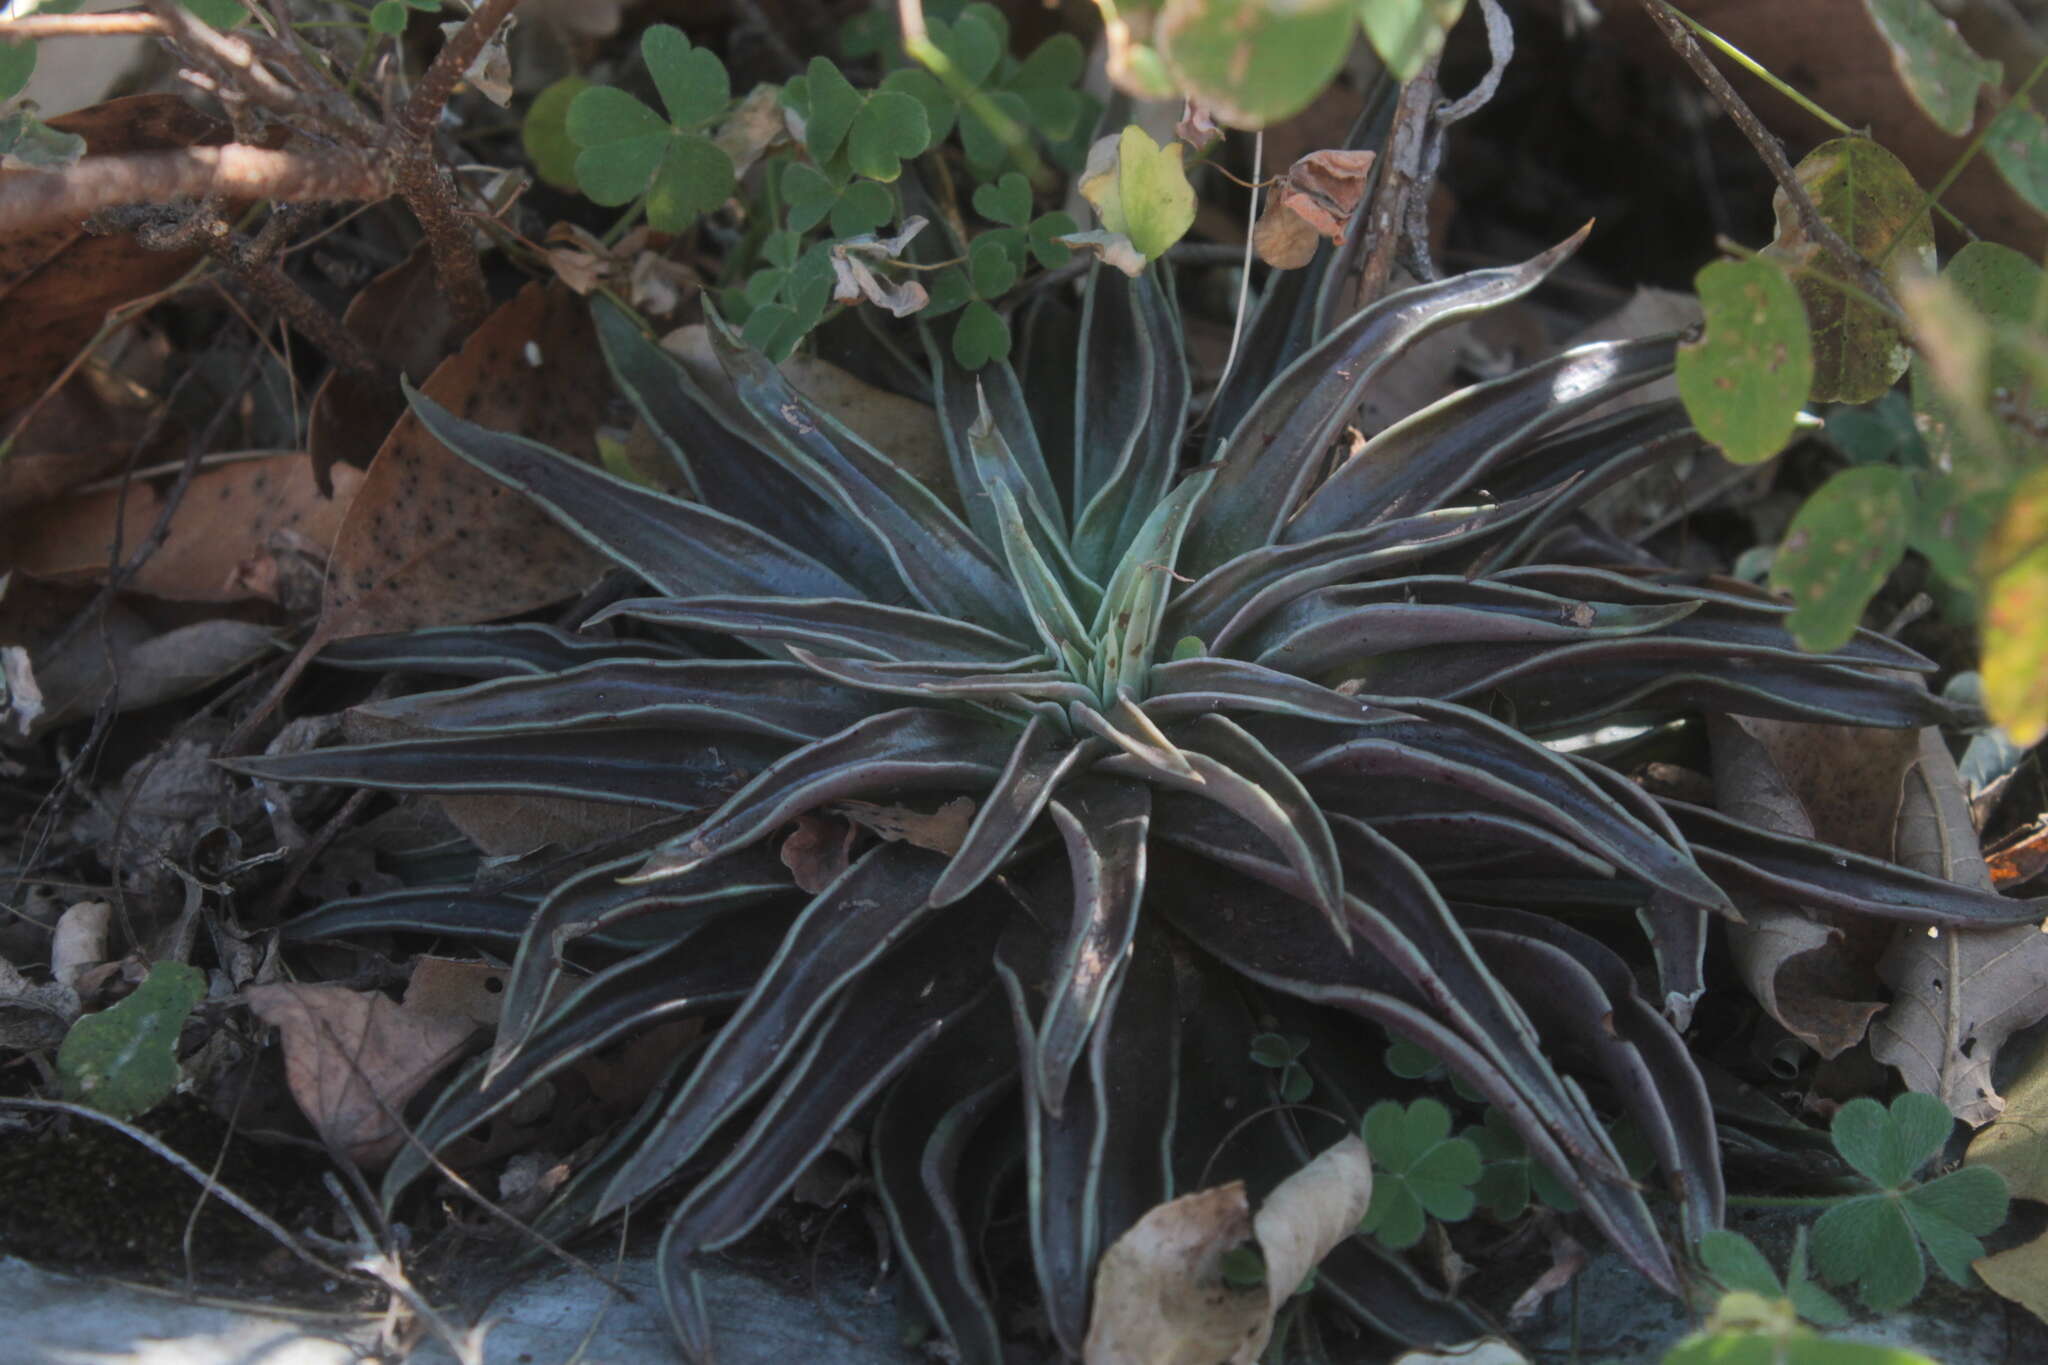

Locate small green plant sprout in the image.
[566,25,737,233]
[1358,1098,1483,1250]
[1696,1228,1849,1328]
[1662,1289,1939,1365]
[1248,1031,1313,1104]
[1806,1093,2011,1310]
[56,962,206,1120]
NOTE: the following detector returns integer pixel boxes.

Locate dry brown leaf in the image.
[780,812,856,894]
[1964,1030,2048,1320]
[714,83,792,180]
[247,982,476,1166]
[1,454,362,603]
[836,796,977,855]
[402,957,511,1030]
[307,244,461,496]
[23,616,277,737]
[1083,1182,1265,1364]
[1084,1136,1371,1365]
[1263,150,1376,249]
[0,94,233,423]
[1869,730,2048,1125]
[1708,714,1923,1057]
[316,281,613,643]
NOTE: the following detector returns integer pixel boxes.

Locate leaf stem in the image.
[1661,6,1853,137]
[1874,54,2048,272]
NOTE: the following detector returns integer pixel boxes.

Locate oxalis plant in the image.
[227,137,2047,1365]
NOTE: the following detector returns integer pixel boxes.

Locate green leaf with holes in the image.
[1157,0,1359,130]
[1773,465,1912,651]
[57,962,206,1120]
[1762,137,1933,404]
[1678,258,1815,464]
[1862,0,2002,137]
[1359,1098,1482,1250]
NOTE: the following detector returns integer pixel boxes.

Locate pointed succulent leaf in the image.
[632,708,1014,881]
[590,595,1034,665]
[317,622,692,678]
[1072,270,1190,577]
[1182,227,1591,575]
[405,382,860,601]
[600,843,953,1216]
[1034,779,1151,1113]
[931,716,1099,907]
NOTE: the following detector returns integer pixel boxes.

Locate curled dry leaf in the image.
[1253,149,1377,270]
[0,453,363,604]
[715,83,792,180]
[23,616,279,737]
[1869,729,2048,1125]
[780,812,857,894]
[49,900,110,989]
[1057,228,1149,278]
[831,217,932,317]
[1084,1135,1372,1364]
[1708,714,1904,1058]
[247,982,477,1166]
[1176,99,1221,153]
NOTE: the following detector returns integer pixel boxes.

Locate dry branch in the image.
[0,145,382,235]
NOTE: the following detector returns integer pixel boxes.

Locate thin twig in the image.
[0,145,382,236]
[0,13,168,38]
[1212,131,1262,409]
[0,1097,356,1282]
[396,0,523,143]
[1640,0,1899,316]
[1355,51,1440,309]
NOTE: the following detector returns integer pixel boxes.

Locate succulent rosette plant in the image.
[234,210,2041,1361]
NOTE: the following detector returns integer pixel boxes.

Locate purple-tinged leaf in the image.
[1073,271,1189,578]
[317,622,693,679]
[1181,227,1591,575]
[590,595,1035,665]
[632,708,1013,881]
[356,659,877,742]
[1286,336,1676,543]
[707,310,1030,636]
[405,382,862,602]
[598,843,955,1217]
[1663,799,2047,928]
[930,716,1100,907]
[1035,779,1150,1114]
[224,728,784,811]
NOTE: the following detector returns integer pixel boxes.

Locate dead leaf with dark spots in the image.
[306,244,461,496]
[1870,730,2048,1125]
[0,94,233,424]
[1,453,361,604]
[402,956,511,1030]
[247,982,477,1166]
[316,281,613,643]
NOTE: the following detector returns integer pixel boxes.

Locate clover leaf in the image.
[785,57,931,183]
[1808,1093,2010,1310]
[952,300,1010,370]
[1249,1031,1312,1105]
[1383,1034,1483,1102]
[733,240,838,362]
[1464,1106,1577,1220]
[1359,1098,1482,1250]
[566,25,736,232]
[879,3,1087,174]
[1697,1228,1849,1328]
